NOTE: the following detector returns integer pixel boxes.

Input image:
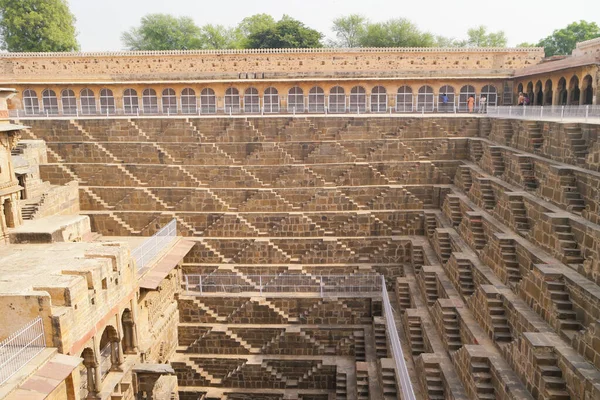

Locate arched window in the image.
[371,86,387,113]
[100,89,116,114]
[244,87,260,113]
[99,326,122,378]
[61,89,77,115]
[557,77,567,105]
[417,85,434,112]
[459,85,476,112]
[162,88,177,114]
[42,89,59,115]
[349,86,366,113]
[544,80,553,105]
[23,89,40,115]
[533,81,543,105]
[225,88,240,113]
[181,88,197,114]
[439,85,455,112]
[80,89,97,115]
[526,82,534,104]
[201,88,217,114]
[123,89,139,114]
[480,85,498,107]
[396,86,413,112]
[142,89,158,114]
[288,87,304,113]
[583,75,594,105]
[264,87,279,113]
[569,76,580,105]
[308,87,325,113]
[329,86,346,113]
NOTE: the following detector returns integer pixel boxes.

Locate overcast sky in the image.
[70,0,600,51]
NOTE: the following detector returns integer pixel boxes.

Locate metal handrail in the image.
[131,219,177,271]
[0,317,46,385]
[381,275,416,400]
[184,273,383,296]
[487,105,600,122]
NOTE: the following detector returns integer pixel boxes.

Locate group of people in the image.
[517,92,531,106]
[440,93,488,113]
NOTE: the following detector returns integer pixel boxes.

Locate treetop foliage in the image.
[537,20,600,56]
[0,0,79,52]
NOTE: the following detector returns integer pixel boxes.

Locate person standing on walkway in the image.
[518,92,524,106]
[441,93,449,112]
[479,95,487,113]
[468,96,475,113]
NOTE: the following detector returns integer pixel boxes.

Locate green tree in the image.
[359,18,435,47]
[516,42,537,47]
[0,0,78,52]
[435,35,464,47]
[121,14,203,50]
[200,24,242,49]
[236,13,275,48]
[537,20,600,56]
[331,14,367,47]
[245,16,323,49]
[464,25,507,47]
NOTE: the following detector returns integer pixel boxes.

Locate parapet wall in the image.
[0,48,544,83]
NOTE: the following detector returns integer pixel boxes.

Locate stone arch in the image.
[582,74,594,105]
[41,89,59,114]
[99,88,115,114]
[371,86,387,113]
[396,86,413,112]
[526,82,534,104]
[288,86,304,112]
[181,88,197,114]
[481,85,498,107]
[557,77,567,105]
[201,88,217,114]
[224,88,240,113]
[534,81,543,105]
[459,85,476,112]
[329,86,346,113]
[99,325,122,378]
[349,86,367,113]
[544,80,553,105]
[569,75,580,105]
[23,89,40,115]
[142,88,158,114]
[61,89,77,115]
[161,88,177,113]
[123,89,139,114]
[244,87,260,113]
[517,83,524,95]
[439,85,455,112]
[308,86,325,113]
[417,85,434,112]
[263,87,279,113]
[80,88,97,115]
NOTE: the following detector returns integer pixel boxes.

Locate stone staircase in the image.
[486,294,512,343]
[441,306,462,351]
[373,319,388,358]
[552,218,585,269]
[444,196,462,226]
[356,366,369,400]
[499,239,522,284]
[424,362,445,399]
[508,196,530,234]
[20,195,46,220]
[379,362,397,400]
[525,121,544,151]
[479,179,496,210]
[407,316,426,355]
[470,140,484,161]
[456,259,475,296]
[335,371,347,400]
[547,280,582,335]
[559,172,586,214]
[489,147,505,176]
[565,124,588,161]
[534,352,570,400]
[421,270,439,306]
[518,157,538,189]
[472,359,495,399]
[469,214,487,250]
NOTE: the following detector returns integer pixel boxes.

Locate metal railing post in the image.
[540,106,543,118]
[561,106,565,121]
[199,275,202,294]
[260,276,263,295]
[586,105,589,121]
[185,275,189,292]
